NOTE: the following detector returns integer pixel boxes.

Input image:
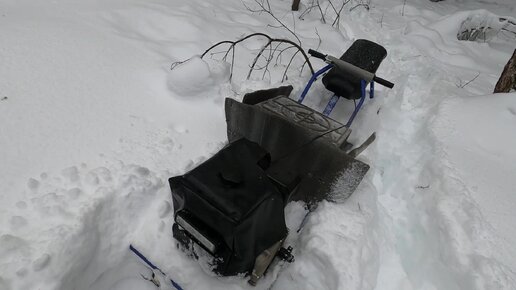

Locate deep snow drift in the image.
[1,0,516,289]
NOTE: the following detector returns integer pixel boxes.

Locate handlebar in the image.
[307,49,326,60]
[308,49,394,89]
[373,76,394,89]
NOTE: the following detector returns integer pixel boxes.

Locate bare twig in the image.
[262,43,276,79]
[186,33,314,79]
[230,46,236,80]
[500,28,516,37]
[316,0,326,24]
[337,0,350,19]
[300,60,308,76]
[247,39,273,79]
[292,11,297,34]
[300,0,351,28]
[456,72,480,88]
[282,50,300,81]
[247,0,302,44]
[314,27,322,50]
[462,73,480,88]
[242,35,314,79]
[172,32,315,83]
[170,59,187,70]
[332,0,351,27]
[209,50,231,57]
[350,2,369,12]
[275,45,297,65]
[499,17,516,27]
[299,0,317,20]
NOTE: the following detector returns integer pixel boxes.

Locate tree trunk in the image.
[494,49,516,93]
[292,0,301,11]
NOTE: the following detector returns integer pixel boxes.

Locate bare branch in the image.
[300,60,308,76]
[314,27,322,50]
[282,50,300,81]
[248,0,302,45]
[172,33,314,84]
[314,0,326,24]
[247,40,272,79]
[455,72,480,88]
[350,3,369,12]
[275,44,296,65]
[299,1,317,20]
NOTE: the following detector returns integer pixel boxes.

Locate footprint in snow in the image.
[10,216,28,229]
[16,268,28,277]
[61,166,80,183]
[32,253,51,271]
[27,178,40,192]
[67,188,83,199]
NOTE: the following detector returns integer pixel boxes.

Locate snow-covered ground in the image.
[1,0,516,289]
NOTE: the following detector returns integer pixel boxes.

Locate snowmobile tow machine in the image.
[133,39,394,288]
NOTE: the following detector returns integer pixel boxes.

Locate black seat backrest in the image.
[322,39,387,100]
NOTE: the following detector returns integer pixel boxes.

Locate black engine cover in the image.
[169,138,287,276]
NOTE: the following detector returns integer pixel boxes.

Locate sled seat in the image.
[322,39,387,99]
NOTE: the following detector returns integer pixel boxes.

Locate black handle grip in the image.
[308,49,326,60]
[373,76,394,89]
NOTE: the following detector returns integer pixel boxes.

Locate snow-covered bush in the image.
[457,11,516,42]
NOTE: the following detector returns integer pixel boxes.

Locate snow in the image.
[432,93,516,273]
[167,57,230,97]
[1,0,516,289]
